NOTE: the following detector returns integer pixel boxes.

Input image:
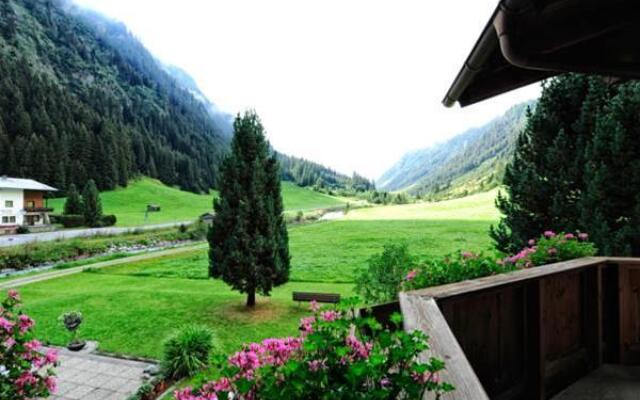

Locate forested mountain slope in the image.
[0,0,231,193]
[378,101,534,198]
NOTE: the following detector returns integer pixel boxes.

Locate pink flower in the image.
[564,233,575,240]
[320,310,340,322]
[544,230,556,238]
[528,239,536,246]
[405,270,418,281]
[0,317,14,333]
[4,337,16,349]
[45,348,59,364]
[578,232,589,241]
[18,314,34,333]
[548,248,557,256]
[7,289,20,301]
[309,300,320,313]
[308,359,327,372]
[461,251,474,259]
[380,377,391,388]
[45,376,57,393]
[299,316,315,335]
[346,334,372,360]
[24,339,42,352]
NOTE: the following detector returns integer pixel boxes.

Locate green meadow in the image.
[17,189,500,359]
[48,178,346,227]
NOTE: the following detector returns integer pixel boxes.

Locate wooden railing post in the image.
[400,293,489,400]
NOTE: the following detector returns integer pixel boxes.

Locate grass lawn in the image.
[21,269,353,359]
[16,189,499,360]
[48,178,346,227]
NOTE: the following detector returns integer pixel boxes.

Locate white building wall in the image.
[0,189,24,226]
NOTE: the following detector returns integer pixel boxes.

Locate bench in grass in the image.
[292,292,341,305]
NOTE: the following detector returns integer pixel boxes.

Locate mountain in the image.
[0,0,231,193]
[163,64,234,138]
[378,101,535,198]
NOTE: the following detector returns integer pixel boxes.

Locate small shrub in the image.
[0,290,58,399]
[15,226,30,234]
[295,211,304,222]
[100,215,117,227]
[189,220,209,240]
[178,224,188,234]
[355,242,415,304]
[175,300,453,400]
[162,325,215,379]
[57,214,85,228]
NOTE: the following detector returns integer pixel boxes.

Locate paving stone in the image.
[41,346,156,400]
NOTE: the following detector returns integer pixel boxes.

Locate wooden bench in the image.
[292,292,341,305]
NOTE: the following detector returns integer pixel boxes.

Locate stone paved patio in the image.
[49,346,155,400]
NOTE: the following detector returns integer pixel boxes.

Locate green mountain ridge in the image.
[378,101,535,198]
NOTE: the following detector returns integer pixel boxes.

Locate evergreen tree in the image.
[580,82,640,255]
[491,74,609,252]
[208,111,290,307]
[63,183,83,215]
[82,179,103,227]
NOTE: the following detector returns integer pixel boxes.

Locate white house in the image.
[0,177,58,234]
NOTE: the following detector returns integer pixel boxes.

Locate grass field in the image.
[289,190,500,282]
[20,270,353,358]
[17,189,499,359]
[48,178,346,226]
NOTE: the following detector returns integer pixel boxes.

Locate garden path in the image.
[0,243,207,290]
[48,346,154,400]
[0,221,192,248]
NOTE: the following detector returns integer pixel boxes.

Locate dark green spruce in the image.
[492,74,640,256]
[208,111,290,307]
[82,179,103,228]
[63,183,84,215]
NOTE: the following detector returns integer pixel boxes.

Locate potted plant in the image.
[59,311,86,351]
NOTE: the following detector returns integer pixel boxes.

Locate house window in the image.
[26,201,35,208]
[1,216,16,224]
[5,200,13,208]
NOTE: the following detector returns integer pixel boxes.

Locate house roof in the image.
[444,0,640,107]
[0,177,58,191]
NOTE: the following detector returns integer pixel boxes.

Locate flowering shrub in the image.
[404,231,596,292]
[503,231,596,268]
[0,290,58,399]
[403,251,514,291]
[175,300,453,399]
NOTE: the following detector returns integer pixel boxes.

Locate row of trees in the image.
[278,154,375,192]
[493,74,640,256]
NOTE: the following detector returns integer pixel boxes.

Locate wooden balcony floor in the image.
[552,364,640,400]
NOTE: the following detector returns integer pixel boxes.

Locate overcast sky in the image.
[75,0,540,179]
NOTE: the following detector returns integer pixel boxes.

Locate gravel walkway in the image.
[0,221,192,248]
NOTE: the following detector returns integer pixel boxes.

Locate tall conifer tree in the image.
[82,179,103,227]
[63,183,84,215]
[208,111,290,307]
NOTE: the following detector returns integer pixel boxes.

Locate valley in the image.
[7,189,499,358]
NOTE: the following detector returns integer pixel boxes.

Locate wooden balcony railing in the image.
[395,257,640,400]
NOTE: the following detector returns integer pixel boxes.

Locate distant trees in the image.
[63,184,83,215]
[492,74,640,256]
[82,179,103,227]
[209,111,290,307]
